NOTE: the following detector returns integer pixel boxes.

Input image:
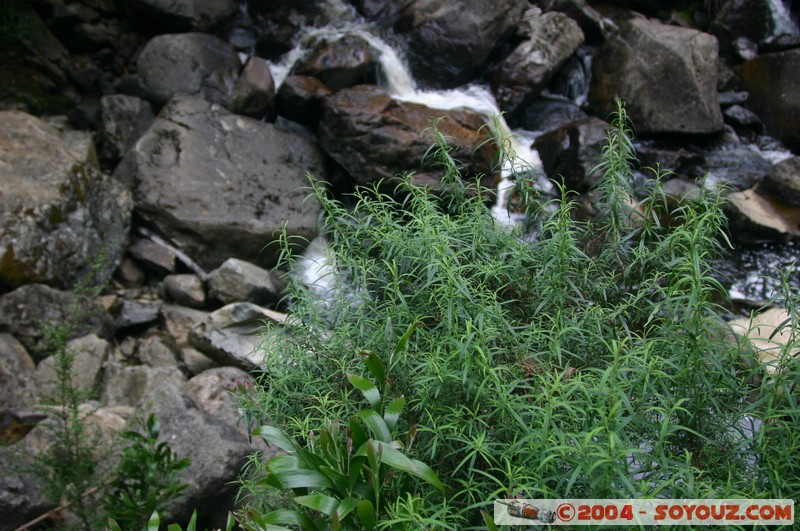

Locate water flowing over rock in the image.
[114,95,325,270]
[125,0,238,31]
[492,8,585,116]
[735,49,800,153]
[318,85,497,187]
[392,0,528,87]
[0,111,132,291]
[136,33,240,105]
[589,17,723,135]
[292,35,380,91]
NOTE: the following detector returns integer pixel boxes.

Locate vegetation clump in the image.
[238,101,798,528]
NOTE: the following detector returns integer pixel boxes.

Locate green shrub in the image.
[238,101,799,528]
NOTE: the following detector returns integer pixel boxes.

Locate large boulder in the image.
[735,49,800,153]
[0,284,113,362]
[725,188,800,243]
[136,33,240,105]
[292,35,380,91]
[99,94,154,162]
[758,156,800,206]
[393,0,528,87]
[710,0,775,57]
[114,95,325,270]
[0,333,38,411]
[589,17,724,135]
[0,111,132,291]
[492,8,585,116]
[35,334,111,401]
[125,0,238,31]
[534,117,609,193]
[227,56,275,119]
[318,85,496,187]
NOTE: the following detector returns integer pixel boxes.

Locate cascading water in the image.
[766,0,800,38]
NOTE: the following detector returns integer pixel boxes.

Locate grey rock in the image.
[35,334,110,401]
[114,257,146,288]
[534,117,609,193]
[129,238,177,276]
[0,333,38,411]
[0,284,112,362]
[184,366,253,433]
[126,0,238,31]
[115,299,162,331]
[114,95,325,270]
[208,258,285,305]
[276,75,332,126]
[181,347,218,376]
[0,449,52,529]
[293,35,379,91]
[736,49,800,152]
[394,0,528,87]
[589,17,723,135]
[162,304,210,347]
[228,56,275,119]
[99,94,154,162]
[189,303,283,370]
[0,111,132,291]
[725,188,800,243]
[163,274,207,309]
[517,99,588,134]
[318,85,496,187]
[102,364,185,407]
[537,0,608,42]
[137,33,240,105]
[711,0,775,57]
[492,7,585,115]
[135,333,184,370]
[759,157,800,207]
[723,105,764,133]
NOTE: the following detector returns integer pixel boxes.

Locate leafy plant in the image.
[102,414,191,530]
[239,101,799,527]
[241,337,446,530]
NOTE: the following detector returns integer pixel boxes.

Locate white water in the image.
[767,0,800,38]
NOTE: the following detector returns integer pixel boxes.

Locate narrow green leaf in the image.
[107,519,123,531]
[482,509,499,531]
[393,321,421,354]
[349,417,368,448]
[186,510,197,531]
[383,396,406,432]
[357,410,392,442]
[295,493,339,516]
[225,511,236,531]
[357,499,376,531]
[348,373,381,410]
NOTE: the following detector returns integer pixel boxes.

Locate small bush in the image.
[238,101,799,528]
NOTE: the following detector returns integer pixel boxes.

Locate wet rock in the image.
[35,334,110,401]
[0,111,132,291]
[725,188,800,243]
[718,91,749,107]
[115,299,162,332]
[393,0,528,87]
[319,85,496,187]
[99,94,154,162]
[293,35,379,91]
[710,0,774,58]
[534,117,609,193]
[517,99,588,133]
[163,274,207,309]
[758,157,800,207]
[227,56,275,119]
[492,7,584,116]
[207,258,285,305]
[189,303,287,370]
[114,95,325,270]
[663,178,702,210]
[634,141,704,178]
[699,144,773,191]
[128,238,177,277]
[276,74,332,126]
[162,304,209,347]
[137,33,240,105]
[589,17,723,135]
[0,333,38,411]
[537,0,608,43]
[736,49,800,153]
[0,284,112,362]
[125,0,238,31]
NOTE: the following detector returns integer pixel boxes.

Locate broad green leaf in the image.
[383,396,406,432]
[295,493,339,516]
[349,417,368,448]
[482,509,499,531]
[348,373,381,410]
[360,350,385,388]
[253,425,298,453]
[318,465,348,492]
[257,508,317,529]
[357,410,391,442]
[357,499,376,531]
[270,469,333,490]
[336,497,359,521]
[107,520,123,531]
[394,321,421,354]
[186,510,197,531]
[265,454,301,474]
[358,441,445,493]
[225,512,236,531]
[148,510,160,531]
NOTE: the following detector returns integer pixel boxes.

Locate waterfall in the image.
[766,0,800,38]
